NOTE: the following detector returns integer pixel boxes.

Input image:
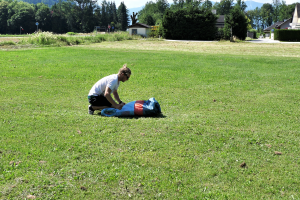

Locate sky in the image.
[109,0,299,9]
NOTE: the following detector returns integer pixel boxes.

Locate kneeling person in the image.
[88,64,131,115]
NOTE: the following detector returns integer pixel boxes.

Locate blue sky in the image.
[108,0,299,9]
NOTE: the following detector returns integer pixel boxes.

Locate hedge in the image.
[162,8,218,40]
[274,29,300,41]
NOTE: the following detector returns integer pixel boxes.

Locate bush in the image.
[67,32,76,35]
[274,29,300,41]
[0,41,16,46]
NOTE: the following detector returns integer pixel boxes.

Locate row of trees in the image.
[0,0,129,34]
[138,0,298,33]
[247,1,297,30]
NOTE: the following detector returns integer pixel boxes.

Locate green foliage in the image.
[274,29,300,41]
[138,0,168,25]
[212,0,233,15]
[0,0,129,34]
[224,4,248,40]
[7,1,36,33]
[278,2,296,21]
[16,31,137,46]
[35,3,52,32]
[117,2,129,31]
[260,3,273,29]
[162,8,218,40]
[0,41,16,46]
[67,32,76,35]
[170,0,201,11]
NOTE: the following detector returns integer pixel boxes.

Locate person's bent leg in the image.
[88,95,112,115]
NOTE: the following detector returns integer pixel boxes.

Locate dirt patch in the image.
[0,37,22,43]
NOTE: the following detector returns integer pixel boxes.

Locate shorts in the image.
[88,95,112,107]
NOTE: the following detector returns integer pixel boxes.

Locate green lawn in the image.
[1,42,300,199]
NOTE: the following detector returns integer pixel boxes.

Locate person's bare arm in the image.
[104,87,123,110]
[113,90,125,106]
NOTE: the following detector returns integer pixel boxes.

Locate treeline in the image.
[138,0,298,32]
[0,0,129,34]
[161,0,248,40]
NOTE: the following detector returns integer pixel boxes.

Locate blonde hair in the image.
[118,64,131,75]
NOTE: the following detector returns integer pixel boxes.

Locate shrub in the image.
[0,41,16,46]
[274,29,300,41]
[67,32,76,35]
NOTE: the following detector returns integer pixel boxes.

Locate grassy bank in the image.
[0,31,144,47]
[0,42,300,199]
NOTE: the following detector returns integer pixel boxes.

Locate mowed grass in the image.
[0,41,300,199]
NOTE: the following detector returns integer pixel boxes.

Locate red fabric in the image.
[134,100,144,116]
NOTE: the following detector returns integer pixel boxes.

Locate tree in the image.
[260,3,273,29]
[100,0,108,27]
[202,0,212,11]
[117,2,129,31]
[72,0,97,33]
[138,0,168,25]
[212,0,233,15]
[35,3,52,31]
[279,1,296,21]
[236,0,247,12]
[7,1,36,33]
[224,3,248,40]
[51,2,69,33]
[0,1,9,34]
[272,0,281,23]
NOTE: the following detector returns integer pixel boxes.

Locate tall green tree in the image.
[7,1,36,33]
[260,3,273,28]
[212,0,233,15]
[272,0,281,23]
[100,0,108,27]
[0,1,9,34]
[35,3,52,31]
[279,1,296,21]
[72,0,96,32]
[51,2,69,33]
[235,0,247,12]
[117,1,129,31]
[224,3,248,40]
[138,0,168,25]
[201,0,212,11]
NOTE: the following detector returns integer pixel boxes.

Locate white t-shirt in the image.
[88,74,120,96]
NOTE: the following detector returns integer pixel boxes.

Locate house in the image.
[128,23,151,37]
[264,3,300,36]
[263,18,292,37]
[216,15,225,28]
[291,3,300,29]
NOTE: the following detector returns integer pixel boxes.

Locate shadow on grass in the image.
[97,112,166,119]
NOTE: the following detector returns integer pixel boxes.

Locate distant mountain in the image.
[244,1,264,10]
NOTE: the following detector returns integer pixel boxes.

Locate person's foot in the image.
[88,105,94,115]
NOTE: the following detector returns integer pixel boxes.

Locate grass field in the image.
[1,40,300,199]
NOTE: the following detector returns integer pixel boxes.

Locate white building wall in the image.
[280,22,290,29]
[129,27,151,37]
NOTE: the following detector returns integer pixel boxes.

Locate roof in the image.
[128,23,151,28]
[263,18,292,32]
